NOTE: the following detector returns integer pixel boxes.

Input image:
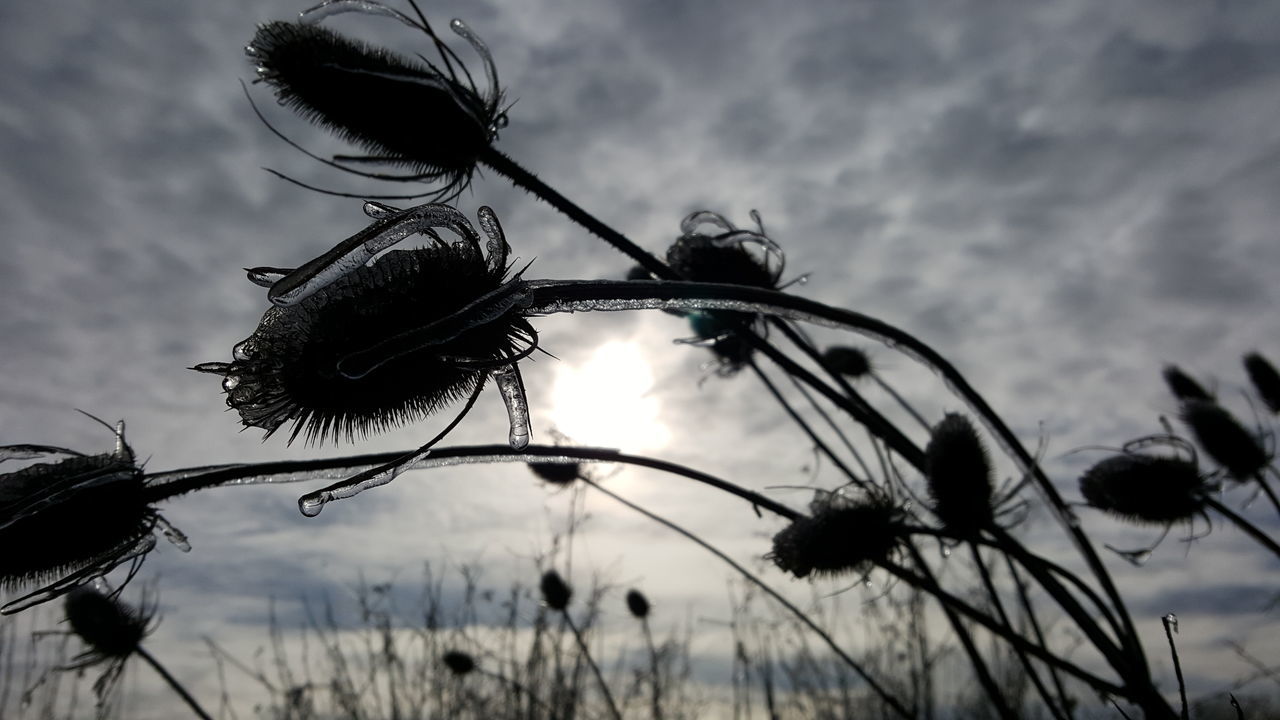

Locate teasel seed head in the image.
[924,413,995,536]
[528,462,581,486]
[1244,352,1280,414]
[1180,399,1269,480]
[539,570,572,611]
[1079,454,1210,524]
[442,650,476,676]
[822,346,873,380]
[769,495,907,579]
[625,589,650,619]
[1163,365,1213,403]
[65,586,152,660]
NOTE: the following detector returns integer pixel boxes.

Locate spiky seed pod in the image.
[528,462,581,485]
[1162,365,1213,403]
[442,650,476,676]
[200,245,530,445]
[924,413,994,536]
[625,589,650,619]
[1079,454,1210,524]
[246,17,506,201]
[539,570,572,611]
[769,497,906,579]
[822,346,873,380]
[1180,400,1269,480]
[1244,352,1280,414]
[0,438,157,608]
[65,587,151,660]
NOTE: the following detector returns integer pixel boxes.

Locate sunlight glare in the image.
[549,341,668,451]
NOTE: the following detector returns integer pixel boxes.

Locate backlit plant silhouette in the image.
[3,1,1279,718]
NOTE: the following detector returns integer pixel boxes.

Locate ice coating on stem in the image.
[0,445,84,463]
[299,0,422,30]
[153,514,191,552]
[449,19,502,131]
[246,267,290,288]
[297,446,434,516]
[492,364,531,449]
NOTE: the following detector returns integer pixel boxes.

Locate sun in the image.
[548,341,669,452]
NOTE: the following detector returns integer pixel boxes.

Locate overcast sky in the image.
[2,0,1279,716]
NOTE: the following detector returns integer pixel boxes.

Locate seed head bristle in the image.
[1163,365,1213,403]
[1079,454,1209,524]
[1244,352,1280,414]
[769,497,905,579]
[442,650,476,676]
[65,587,151,659]
[924,413,994,536]
[822,346,873,380]
[625,589,650,619]
[539,570,572,611]
[1180,400,1269,480]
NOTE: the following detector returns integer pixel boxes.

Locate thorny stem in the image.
[479,148,674,280]
[578,478,915,719]
[1162,614,1189,720]
[135,646,215,720]
[1004,553,1075,719]
[639,617,663,720]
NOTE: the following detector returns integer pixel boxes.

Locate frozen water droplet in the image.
[244,44,258,56]
[299,492,329,517]
[363,201,397,219]
[154,515,191,552]
[940,546,951,559]
[1163,613,1178,633]
[222,376,241,392]
[233,340,255,361]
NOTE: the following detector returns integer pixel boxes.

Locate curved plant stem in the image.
[136,646,215,720]
[560,611,622,720]
[748,360,863,486]
[145,444,801,521]
[1204,496,1280,559]
[578,478,914,719]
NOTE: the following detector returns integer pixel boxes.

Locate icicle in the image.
[297,446,433,517]
[492,364,531,449]
[152,515,191,552]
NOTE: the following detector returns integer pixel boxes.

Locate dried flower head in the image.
[196,203,535,446]
[64,586,156,708]
[528,461,581,485]
[1180,399,1269,480]
[924,413,994,536]
[539,570,572,611]
[769,493,907,579]
[1079,453,1211,525]
[442,649,476,676]
[1244,352,1280,414]
[1162,365,1213,403]
[666,210,786,375]
[0,419,184,614]
[822,346,873,380]
[246,0,508,201]
[625,589,650,619]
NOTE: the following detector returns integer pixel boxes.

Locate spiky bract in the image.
[924,413,994,536]
[1079,454,1210,524]
[769,498,906,579]
[211,247,529,444]
[1180,400,1269,480]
